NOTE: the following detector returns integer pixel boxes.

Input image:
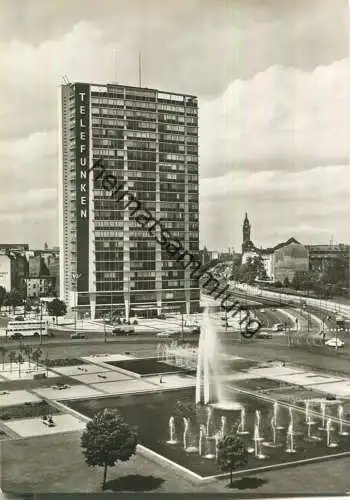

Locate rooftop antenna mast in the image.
[114,49,118,84]
[139,52,142,87]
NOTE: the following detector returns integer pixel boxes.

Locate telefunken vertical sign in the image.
[75,83,90,294]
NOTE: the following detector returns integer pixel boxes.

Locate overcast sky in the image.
[0,0,349,251]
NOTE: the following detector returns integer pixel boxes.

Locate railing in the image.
[232,283,350,319]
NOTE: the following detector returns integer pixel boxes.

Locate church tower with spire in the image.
[243,212,251,243]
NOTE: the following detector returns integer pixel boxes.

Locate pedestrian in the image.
[159,376,163,383]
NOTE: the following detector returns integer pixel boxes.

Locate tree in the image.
[81,408,138,490]
[47,299,67,324]
[283,277,290,288]
[173,400,197,420]
[16,353,24,377]
[0,286,6,309]
[32,347,43,370]
[8,351,16,372]
[22,345,32,368]
[0,346,6,370]
[6,289,26,314]
[291,271,315,292]
[217,428,249,487]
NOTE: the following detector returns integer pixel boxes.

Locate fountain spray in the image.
[183,417,189,449]
[237,407,249,435]
[326,418,338,448]
[338,404,349,436]
[319,401,327,430]
[166,416,177,445]
[286,421,296,453]
[206,406,212,437]
[220,416,227,438]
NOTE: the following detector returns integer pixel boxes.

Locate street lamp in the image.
[39,300,43,345]
[71,273,82,336]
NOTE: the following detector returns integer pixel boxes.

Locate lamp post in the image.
[39,300,43,345]
[71,273,82,336]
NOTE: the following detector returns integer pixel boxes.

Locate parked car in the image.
[111,326,135,336]
[70,332,87,339]
[272,323,284,332]
[191,326,200,334]
[325,338,344,348]
[10,332,23,340]
[14,316,24,321]
[256,331,273,339]
[156,331,178,338]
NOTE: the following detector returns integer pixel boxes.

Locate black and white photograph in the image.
[0,0,350,498]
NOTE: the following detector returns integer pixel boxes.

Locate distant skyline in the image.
[0,0,349,250]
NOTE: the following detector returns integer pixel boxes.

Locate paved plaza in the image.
[89,378,157,395]
[308,381,350,398]
[50,363,109,377]
[5,413,86,437]
[144,373,196,389]
[0,390,41,407]
[32,384,105,400]
[81,353,136,364]
[0,362,56,381]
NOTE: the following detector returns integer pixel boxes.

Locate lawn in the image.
[3,430,350,494]
[0,401,60,421]
[0,376,80,392]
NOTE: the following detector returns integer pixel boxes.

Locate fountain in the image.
[183,418,198,453]
[253,423,266,459]
[255,409,261,434]
[237,407,249,435]
[326,419,338,448]
[273,401,284,430]
[220,415,227,438]
[166,416,177,444]
[206,407,213,436]
[318,401,327,430]
[263,416,282,448]
[215,432,221,460]
[286,420,296,453]
[338,404,349,436]
[198,425,205,456]
[196,309,241,410]
[305,400,315,424]
[248,410,264,455]
[305,416,320,441]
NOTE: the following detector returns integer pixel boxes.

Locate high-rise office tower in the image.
[58,82,200,319]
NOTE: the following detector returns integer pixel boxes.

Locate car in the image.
[10,332,23,340]
[260,309,265,313]
[272,323,284,332]
[14,316,24,321]
[256,331,273,339]
[191,326,200,334]
[70,332,87,339]
[325,338,344,348]
[156,331,178,338]
[111,326,135,336]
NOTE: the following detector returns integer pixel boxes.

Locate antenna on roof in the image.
[114,49,118,84]
[139,52,142,87]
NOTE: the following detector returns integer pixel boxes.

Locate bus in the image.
[0,320,48,339]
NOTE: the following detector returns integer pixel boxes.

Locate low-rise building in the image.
[241,213,309,282]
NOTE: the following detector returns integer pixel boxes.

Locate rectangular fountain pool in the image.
[104,358,194,376]
[63,387,350,479]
